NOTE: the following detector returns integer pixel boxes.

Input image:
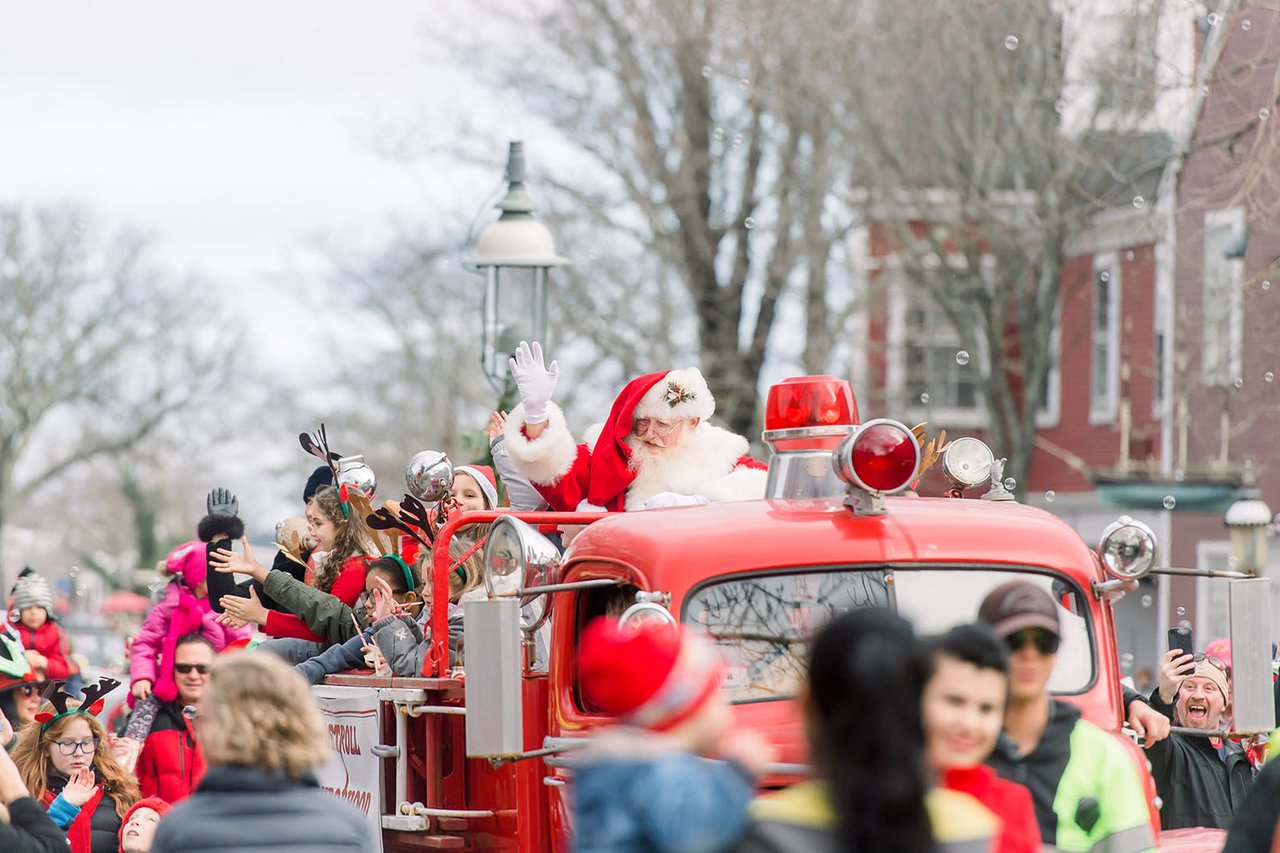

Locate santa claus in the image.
[502,342,767,512]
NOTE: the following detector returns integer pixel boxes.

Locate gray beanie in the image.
[12,572,54,613]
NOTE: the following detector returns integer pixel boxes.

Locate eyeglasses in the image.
[17,685,41,697]
[52,738,98,756]
[632,418,683,438]
[1193,654,1230,676]
[174,663,211,675]
[1005,629,1060,655]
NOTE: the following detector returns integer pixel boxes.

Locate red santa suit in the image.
[502,367,767,512]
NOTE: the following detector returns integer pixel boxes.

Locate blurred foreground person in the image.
[738,608,998,853]
[925,624,1039,853]
[0,738,65,853]
[571,617,774,852]
[150,652,372,853]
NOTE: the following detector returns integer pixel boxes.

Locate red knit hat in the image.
[119,797,172,852]
[577,617,724,732]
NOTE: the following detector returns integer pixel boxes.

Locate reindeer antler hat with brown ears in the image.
[36,677,121,733]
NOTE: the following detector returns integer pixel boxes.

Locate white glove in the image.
[575,500,608,512]
[506,338,558,420]
[642,492,711,510]
[508,341,559,424]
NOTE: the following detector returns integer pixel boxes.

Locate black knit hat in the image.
[303,465,334,504]
[197,514,246,543]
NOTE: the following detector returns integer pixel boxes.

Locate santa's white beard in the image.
[621,429,745,510]
[626,433,702,481]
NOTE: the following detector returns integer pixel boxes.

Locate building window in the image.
[1202,208,1245,386]
[902,285,980,414]
[1090,253,1120,422]
[1037,302,1061,427]
[1095,12,1160,114]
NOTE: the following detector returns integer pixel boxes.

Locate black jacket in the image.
[1224,755,1280,852]
[1146,730,1254,830]
[151,765,373,853]
[207,546,307,614]
[0,796,67,853]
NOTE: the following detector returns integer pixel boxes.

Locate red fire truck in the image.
[316,374,1264,852]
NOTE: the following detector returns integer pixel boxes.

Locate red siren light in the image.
[834,419,920,495]
[763,376,859,451]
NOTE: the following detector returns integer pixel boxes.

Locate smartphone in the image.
[1168,625,1194,655]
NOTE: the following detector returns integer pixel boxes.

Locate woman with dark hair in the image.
[738,608,998,852]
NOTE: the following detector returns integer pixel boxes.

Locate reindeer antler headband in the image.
[37,677,121,733]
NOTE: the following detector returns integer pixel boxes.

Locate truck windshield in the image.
[684,567,1094,704]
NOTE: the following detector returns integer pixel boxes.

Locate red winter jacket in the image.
[14,619,75,680]
[942,764,1040,853]
[136,702,204,804]
[263,556,369,643]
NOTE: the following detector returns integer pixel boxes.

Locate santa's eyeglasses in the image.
[632,418,681,437]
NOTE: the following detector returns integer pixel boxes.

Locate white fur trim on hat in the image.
[454,466,499,510]
[633,368,715,422]
[502,402,580,486]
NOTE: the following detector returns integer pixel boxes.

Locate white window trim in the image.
[1036,303,1062,428]
[886,269,989,430]
[1201,207,1245,387]
[1089,252,1121,425]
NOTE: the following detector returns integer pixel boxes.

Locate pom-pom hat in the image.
[577,617,724,732]
[165,540,207,588]
[12,571,54,613]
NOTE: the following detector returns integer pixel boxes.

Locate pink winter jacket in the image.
[129,582,250,687]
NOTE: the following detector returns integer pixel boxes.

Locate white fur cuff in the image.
[503,402,579,486]
[699,466,768,504]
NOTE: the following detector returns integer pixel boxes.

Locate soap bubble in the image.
[919,392,930,404]
[1261,108,1271,121]
[739,78,751,91]
[1121,653,1135,671]
[1162,495,1177,510]
[1262,280,1271,292]
[701,66,712,78]
[1099,270,1111,282]
[712,127,725,142]
[1208,11,1221,26]
[1176,606,1186,616]
[1243,18,1253,31]
[744,217,756,229]
[1233,377,1245,389]
[1003,477,1017,491]
[1132,195,1145,209]
[1141,594,1153,608]
[1044,490,1056,502]
[955,350,970,366]
[1266,372,1275,383]
[1004,35,1019,50]
[1054,98,1066,114]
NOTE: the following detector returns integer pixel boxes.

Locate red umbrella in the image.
[100,590,151,615]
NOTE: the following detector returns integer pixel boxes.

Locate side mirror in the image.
[1097,516,1157,580]
[405,450,454,502]
[483,516,561,631]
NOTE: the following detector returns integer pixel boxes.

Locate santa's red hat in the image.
[585,368,713,508]
[577,617,723,732]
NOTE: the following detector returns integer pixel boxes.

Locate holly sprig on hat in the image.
[662,381,697,407]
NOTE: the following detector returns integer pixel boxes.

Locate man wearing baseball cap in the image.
[1144,651,1254,829]
[979,580,1157,853]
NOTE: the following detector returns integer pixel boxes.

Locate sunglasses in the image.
[1006,629,1060,655]
[17,684,42,697]
[1192,653,1230,676]
[174,663,211,675]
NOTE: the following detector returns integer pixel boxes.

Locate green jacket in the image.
[264,570,363,647]
[987,700,1157,853]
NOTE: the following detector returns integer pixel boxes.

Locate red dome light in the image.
[835,419,920,495]
[764,376,858,432]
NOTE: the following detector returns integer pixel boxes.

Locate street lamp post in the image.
[465,141,569,391]
[1225,493,1273,576]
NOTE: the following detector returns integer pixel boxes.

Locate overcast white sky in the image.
[0,2,530,371]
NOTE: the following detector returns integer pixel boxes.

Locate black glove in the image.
[206,488,239,517]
